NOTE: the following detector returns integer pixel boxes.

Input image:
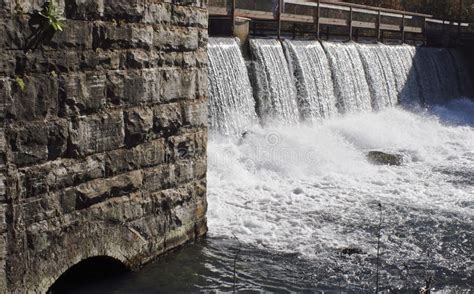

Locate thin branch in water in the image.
[375,202,383,293]
[232,233,241,293]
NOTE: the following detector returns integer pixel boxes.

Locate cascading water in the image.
[450,49,474,97]
[413,47,461,105]
[357,43,399,109]
[283,40,338,121]
[208,38,259,136]
[322,42,373,113]
[249,39,300,124]
[385,45,422,105]
[204,38,473,292]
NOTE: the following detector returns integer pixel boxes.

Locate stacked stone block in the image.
[0,0,208,291]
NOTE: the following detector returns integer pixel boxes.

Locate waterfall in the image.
[322,42,373,113]
[283,40,338,121]
[413,47,460,105]
[249,39,300,125]
[357,43,399,110]
[449,49,474,97]
[208,37,471,136]
[208,38,259,136]
[385,45,422,105]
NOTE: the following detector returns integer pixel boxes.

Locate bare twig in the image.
[375,203,383,293]
[232,233,241,293]
[418,273,434,294]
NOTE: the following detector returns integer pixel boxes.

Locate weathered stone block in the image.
[69,111,125,157]
[196,67,208,97]
[47,119,69,160]
[0,78,11,121]
[143,3,172,24]
[48,20,93,49]
[0,174,6,201]
[195,48,207,67]
[124,50,153,69]
[76,170,143,209]
[183,100,207,127]
[19,155,105,198]
[0,17,31,50]
[104,139,169,176]
[124,107,153,147]
[96,23,154,50]
[7,122,48,166]
[153,102,183,136]
[65,0,104,19]
[198,28,208,48]
[161,69,196,101]
[172,5,207,28]
[153,26,199,51]
[59,72,107,115]
[81,49,120,71]
[8,0,65,16]
[6,74,59,120]
[103,0,144,20]
[0,52,15,74]
[7,120,68,167]
[142,164,175,192]
[168,132,201,161]
[107,69,160,105]
[15,50,81,74]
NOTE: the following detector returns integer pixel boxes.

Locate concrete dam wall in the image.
[0,0,208,291]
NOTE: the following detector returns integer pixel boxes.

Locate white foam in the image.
[207,103,474,269]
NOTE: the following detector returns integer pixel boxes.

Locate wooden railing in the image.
[208,0,473,43]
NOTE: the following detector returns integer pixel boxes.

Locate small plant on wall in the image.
[25,0,64,52]
[39,1,64,31]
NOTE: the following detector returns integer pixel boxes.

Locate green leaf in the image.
[15,77,26,92]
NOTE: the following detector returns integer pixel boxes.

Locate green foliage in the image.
[39,1,64,31]
[346,0,473,22]
[15,77,26,92]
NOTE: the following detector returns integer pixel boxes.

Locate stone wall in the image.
[0,0,208,291]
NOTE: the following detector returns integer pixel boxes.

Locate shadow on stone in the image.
[47,256,129,293]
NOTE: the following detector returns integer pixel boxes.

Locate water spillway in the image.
[356,43,399,110]
[322,42,373,113]
[385,45,422,105]
[249,39,300,125]
[208,38,259,136]
[414,47,461,105]
[284,40,338,121]
[208,38,470,132]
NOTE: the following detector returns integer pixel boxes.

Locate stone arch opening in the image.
[47,256,129,293]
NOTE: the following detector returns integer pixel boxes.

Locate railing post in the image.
[277,0,283,40]
[458,0,462,41]
[231,0,236,36]
[401,13,405,43]
[377,9,381,42]
[316,0,321,40]
[349,6,353,41]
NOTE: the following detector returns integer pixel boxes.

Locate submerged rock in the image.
[340,247,364,255]
[293,187,304,194]
[367,151,403,166]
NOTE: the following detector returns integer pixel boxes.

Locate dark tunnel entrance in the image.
[47,256,129,293]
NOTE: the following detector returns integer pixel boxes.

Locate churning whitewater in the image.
[207,105,473,289]
[206,37,473,290]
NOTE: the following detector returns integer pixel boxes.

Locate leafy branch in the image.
[39,1,64,31]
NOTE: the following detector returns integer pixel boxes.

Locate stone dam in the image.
[0,0,208,291]
[1,0,474,292]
